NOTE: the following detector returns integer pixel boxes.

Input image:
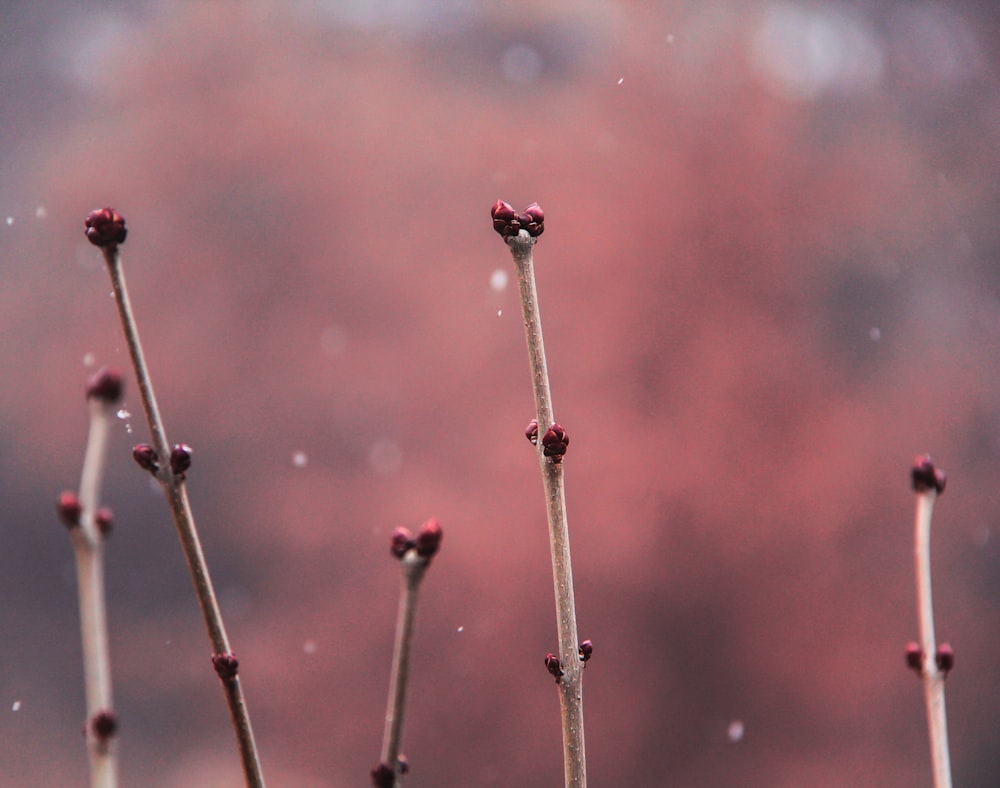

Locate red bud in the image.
[84,208,127,248]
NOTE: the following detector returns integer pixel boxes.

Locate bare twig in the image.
[909,455,953,788]
[372,520,443,788]
[58,367,124,787]
[492,201,587,788]
[84,208,264,787]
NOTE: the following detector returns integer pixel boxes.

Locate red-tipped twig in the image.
[492,201,587,788]
[372,519,443,787]
[908,455,953,788]
[57,367,124,787]
[84,208,264,787]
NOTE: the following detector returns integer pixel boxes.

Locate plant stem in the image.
[101,247,265,788]
[71,396,117,787]
[914,487,952,788]
[507,231,587,788]
[379,552,428,783]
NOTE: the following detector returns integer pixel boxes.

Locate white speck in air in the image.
[117,408,133,434]
[869,327,881,341]
[35,206,47,219]
[292,451,308,468]
[490,268,508,292]
[5,217,13,226]
[304,640,317,655]
[617,77,624,84]
[498,309,503,317]
[11,701,21,712]
[457,626,464,633]
[666,34,675,44]
[82,352,96,367]
[727,719,745,742]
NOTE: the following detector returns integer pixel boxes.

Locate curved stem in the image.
[508,232,587,788]
[914,489,952,788]
[101,247,265,787]
[71,397,117,787]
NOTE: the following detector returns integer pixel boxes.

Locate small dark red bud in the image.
[57,491,83,528]
[544,652,563,681]
[170,443,193,477]
[212,652,239,682]
[370,762,394,788]
[84,207,127,248]
[95,507,114,537]
[541,423,570,462]
[905,642,923,675]
[491,200,525,239]
[935,643,954,676]
[911,455,946,495]
[579,639,593,663]
[391,527,415,559]
[520,202,544,237]
[525,418,539,445]
[132,443,159,474]
[89,709,118,741]
[491,200,517,221]
[86,367,124,403]
[415,518,443,560]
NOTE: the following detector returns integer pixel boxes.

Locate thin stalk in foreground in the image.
[492,201,587,788]
[909,455,952,788]
[372,520,443,788]
[57,367,125,787]
[84,208,264,787]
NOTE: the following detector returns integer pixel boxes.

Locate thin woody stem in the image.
[507,231,587,788]
[71,395,118,787]
[379,553,427,782]
[100,247,264,788]
[914,488,952,788]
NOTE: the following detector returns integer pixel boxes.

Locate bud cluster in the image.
[212,652,240,682]
[84,207,127,249]
[911,454,946,495]
[491,200,544,239]
[86,367,124,404]
[541,423,570,462]
[389,519,443,563]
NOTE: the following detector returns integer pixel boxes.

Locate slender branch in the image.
[373,520,442,788]
[910,456,952,788]
[84,209,264,787]
[60,369,123,787]
[493,201,587,788]
[380,555,425,771]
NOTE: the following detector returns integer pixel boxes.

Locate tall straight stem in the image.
[508,233,586,788]
[379,555,427,782]
[101,248,264,788]
[914,490,952,788]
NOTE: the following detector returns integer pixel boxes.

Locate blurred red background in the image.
[2,1,1000,785]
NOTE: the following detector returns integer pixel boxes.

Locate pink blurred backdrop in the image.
[3,1,1000,785]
